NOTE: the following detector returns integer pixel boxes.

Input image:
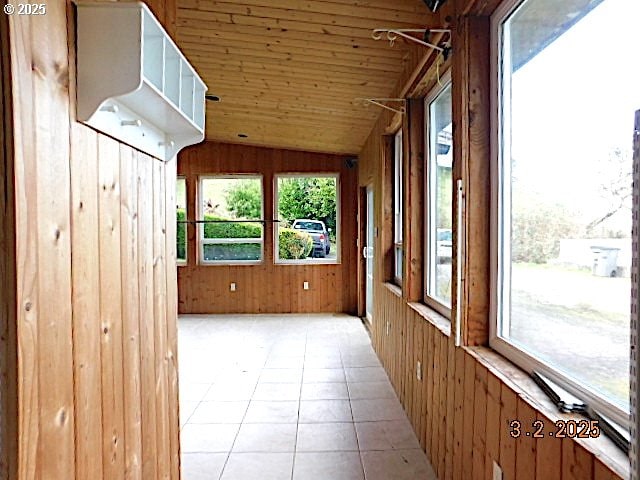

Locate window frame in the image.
[273,172,341,265]
[489,0,629,428]
[393,129,403,286]
[423,71,453,317]
[176,175,187,266]
[198,174,265,266]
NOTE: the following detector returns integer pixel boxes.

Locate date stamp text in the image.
[3,3,47,15]
[509,419,601,439]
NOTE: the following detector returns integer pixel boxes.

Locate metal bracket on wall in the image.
[355,98,406,115]
[372,28,451,55]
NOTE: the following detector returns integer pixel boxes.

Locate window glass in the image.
[275,175,339,263]
[394,130,403,284]
[199,176,263,263]
[426,82,453,308]
[495,0,638,421]
[176,177,187,264]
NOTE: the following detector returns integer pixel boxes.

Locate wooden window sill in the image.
[465,346,629,479]
[408,302,451,337]
[385,282,402,298]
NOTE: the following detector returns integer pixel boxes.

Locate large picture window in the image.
[393,130,403,285]
[425,77,453,312]
[176,176,187,265]
[274,174,339,264]
[199,176,264,264]
[492,0,638,427]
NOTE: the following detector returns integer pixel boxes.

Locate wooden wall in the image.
[177,142,358,314]
[7,1,180,478]
[358,0,629,478]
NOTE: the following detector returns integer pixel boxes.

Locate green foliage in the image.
[177,209,186,260]
[278,228,313,260]
[203,243,261,261]
[278,177,337,239]
[223,179,262,220]
[203,214,262,239]
[512,200,580,264]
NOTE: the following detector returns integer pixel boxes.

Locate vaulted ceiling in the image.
[175,0,442,154]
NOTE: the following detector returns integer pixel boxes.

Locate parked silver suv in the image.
[292,219,331,258]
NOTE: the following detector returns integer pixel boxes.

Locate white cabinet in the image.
[75,1,207,161]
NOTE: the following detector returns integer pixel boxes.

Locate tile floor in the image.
[179,313,437,480]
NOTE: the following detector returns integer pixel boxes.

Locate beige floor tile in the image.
[221,453,294,480]
[232,423,297,453]
[205,381,257,401]
[181,383,213,402]
[293,452,364,480]
[244,400,299,423]
[345,367,389,383]
[302,368,346,383]
[350,399,407,422]
[181,453,227,480]
[301,382,349,400]
[189,401,249,424]
[181,424,240,453]
[299,400,352,423]
[259,368,303,383]
[296,423,358,452]
[347,381,397,400]
[360,449,436,480]
[252,383,301,401]
[354,420,421,451]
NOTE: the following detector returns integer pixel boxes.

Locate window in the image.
[393,130,403,284]
[425,76,453,312]
[274,174,339,264]
[199,176,264,264]
[176,176,187,265]
[492,0,638,427]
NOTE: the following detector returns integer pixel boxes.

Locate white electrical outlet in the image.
[303,281,309,290]
[230,282,236,292]
[492,461,503,480]
[417,361,422,381]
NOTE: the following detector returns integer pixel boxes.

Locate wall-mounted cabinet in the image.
[75,1,207,161]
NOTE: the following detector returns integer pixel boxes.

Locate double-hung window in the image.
[492,0,637,427]
[199,176,264,264]
[393,130,403,285]
[424,74,453,314]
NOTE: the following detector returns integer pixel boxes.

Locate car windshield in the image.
[294,221,323,231]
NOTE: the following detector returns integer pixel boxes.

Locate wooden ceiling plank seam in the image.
[182,0,437,26]
[185,51,405,74]
[176,31,408,61]
[179,40,406,69]
[211,110,377,130]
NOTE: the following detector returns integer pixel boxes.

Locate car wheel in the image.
[325,245,330,255]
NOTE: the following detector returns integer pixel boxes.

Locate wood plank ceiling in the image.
[175,0,443,154]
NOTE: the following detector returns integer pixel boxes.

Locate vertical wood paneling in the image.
[472,364,488,479]
[70,124,104,480]
[8,1,181,478]
[0,13,18,478]
[120,145,142,479]
[98,135,125,478]
[178,142,358,314]
[137,154,158,480]
[165,158,181,480]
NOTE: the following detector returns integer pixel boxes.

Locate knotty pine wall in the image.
[359,0,629,478]
[7,0,180,478]
[177,142,358,314]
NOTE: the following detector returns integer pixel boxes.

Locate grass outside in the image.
[508,262,630,409]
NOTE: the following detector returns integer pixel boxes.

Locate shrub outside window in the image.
[274,174,340,264]
[199,176,264,264]
[491,0,636,427]
[176,176,187,265]
[393,130,403,285]
[424,75,453,313]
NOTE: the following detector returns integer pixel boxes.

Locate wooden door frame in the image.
[0,11,18,480]
[357,186,367,318]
